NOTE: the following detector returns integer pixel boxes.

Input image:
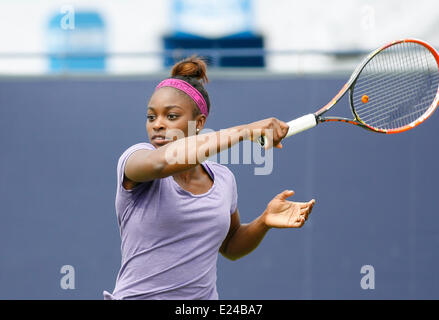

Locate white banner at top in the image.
[172,0,254,37]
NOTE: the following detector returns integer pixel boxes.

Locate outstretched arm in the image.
[124,118,289,183]
[219,190,315,261]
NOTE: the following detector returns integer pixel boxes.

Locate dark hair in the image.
[170,56,211,117]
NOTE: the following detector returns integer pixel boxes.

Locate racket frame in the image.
[258,38,439,147]
[315,38,439,134]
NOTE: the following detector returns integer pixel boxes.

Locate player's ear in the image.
[195,114,206,132]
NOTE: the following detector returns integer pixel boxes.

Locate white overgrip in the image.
[257,113,317,147]
[286,114,317,137]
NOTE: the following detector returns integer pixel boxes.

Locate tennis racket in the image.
[258,38,439,147]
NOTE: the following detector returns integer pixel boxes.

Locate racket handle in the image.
[285,113,317,137]
[258,114,317,147]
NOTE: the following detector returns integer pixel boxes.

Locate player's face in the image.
[146,87,203,148]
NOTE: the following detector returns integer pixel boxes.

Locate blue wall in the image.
[0,75,438,299]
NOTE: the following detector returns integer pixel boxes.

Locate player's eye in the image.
[167,114,179,120]
[147,114,155,121]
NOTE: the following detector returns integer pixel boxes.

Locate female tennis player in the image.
[104,56,316,300]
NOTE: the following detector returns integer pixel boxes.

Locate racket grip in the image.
[285,114,317,137]
[257,114,317,147]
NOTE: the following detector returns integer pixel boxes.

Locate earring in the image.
[196,128,200,133]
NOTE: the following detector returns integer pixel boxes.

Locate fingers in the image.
[299,199,316,221]
[297,199,315,209]
[289,215,306,228]
[254,118,289,149]
[274,189,295,201]
[273,119,289,148]
[273,122,286,148]
[273,119,289,137]
[263,128,274,150]
[300,210,309,221]
[279,120,289,138]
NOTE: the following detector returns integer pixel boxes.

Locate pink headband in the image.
[155,78,209,117]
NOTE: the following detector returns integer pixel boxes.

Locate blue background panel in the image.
[0,76,438,299]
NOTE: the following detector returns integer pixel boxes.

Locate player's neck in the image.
[173,164,204,184]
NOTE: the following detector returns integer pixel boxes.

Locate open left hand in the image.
[263,190,315,228]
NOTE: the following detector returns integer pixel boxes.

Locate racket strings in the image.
[365,46,434,125]
[359,71,431,124]
[355,44,437,129]
[352,42,439,131]
[356,45,434,126]
[360,44,435,120]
